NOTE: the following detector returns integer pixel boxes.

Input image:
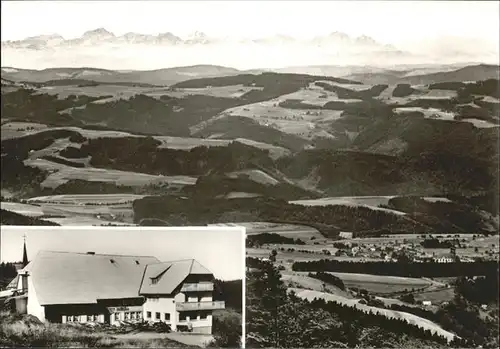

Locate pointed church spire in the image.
[22,234,28,267]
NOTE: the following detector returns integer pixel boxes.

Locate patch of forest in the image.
[0,209,59,226]
[246,233,306,247]
[292,259,499,278]
[246,257,466,348]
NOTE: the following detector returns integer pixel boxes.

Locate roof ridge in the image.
[188,259,194,274]
[147,258,196,265]
[38,250,158,259]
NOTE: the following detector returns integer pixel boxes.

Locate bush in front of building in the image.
[0,311,192,348]
[208,309,242,348]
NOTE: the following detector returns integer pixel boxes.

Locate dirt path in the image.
[111,332,214,347]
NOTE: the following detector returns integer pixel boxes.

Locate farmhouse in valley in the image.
[339,231,353,239]
[8,243,224,334]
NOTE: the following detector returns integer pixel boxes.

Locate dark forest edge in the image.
[246,256,499,348]
[291,259,499,277]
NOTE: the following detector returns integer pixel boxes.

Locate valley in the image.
[1,64,499,231]
[2,62,499,347]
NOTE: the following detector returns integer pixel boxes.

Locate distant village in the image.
[260,231,499,264]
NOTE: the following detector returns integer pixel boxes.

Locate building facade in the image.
[11,250,225,334]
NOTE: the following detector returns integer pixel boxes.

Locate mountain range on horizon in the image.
[1,28,407,47]
[1,28,498,71]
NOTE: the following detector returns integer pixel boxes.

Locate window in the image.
[137,312,142,319]
[152,278,159,285]
[164,313,170,321]
[155,312,161,320]
[125,312,130,320]
[180,313,187,321]
[200,312,208,320]
[67,315,73,322]
[86,315,90,322]
[114,313,119,320]
[147,311,151,319]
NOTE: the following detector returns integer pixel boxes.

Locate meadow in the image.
[290,288,457,342]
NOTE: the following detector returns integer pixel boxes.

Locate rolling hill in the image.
[1,65,245,86]
[1,66,498,230]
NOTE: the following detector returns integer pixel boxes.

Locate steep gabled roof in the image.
[6,275,19,289]
[139,259,212,295]
[26,251,160,305]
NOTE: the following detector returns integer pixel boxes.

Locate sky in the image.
[1,1,499,46]
[0,226,245,281]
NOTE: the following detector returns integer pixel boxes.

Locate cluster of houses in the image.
[334,240,479,263]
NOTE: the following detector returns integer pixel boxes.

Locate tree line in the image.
[292,259,499,278]
[246,256,465,348]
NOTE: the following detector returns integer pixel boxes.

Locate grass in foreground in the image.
[0,312,194,348]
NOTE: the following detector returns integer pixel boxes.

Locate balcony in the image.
[181,283,214,292]
[176,301,225,311]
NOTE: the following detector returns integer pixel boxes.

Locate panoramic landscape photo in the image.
[0,226,244,348]
[0,0,499,348]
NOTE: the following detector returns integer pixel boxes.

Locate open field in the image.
[209,221,324,240]
[28,137,82,160]
[150,84,263,99]
[155,136,231,149]
[289,196,407,216]
[0,202,45,216]
[413,287,456,304]
[232,138,292,158]
[325,272,433,294]
[1,122,49,140]
[281,271,353,298]
[341,233,478,244]
[290,288,457,342]
[2,194,143,225]
[246,248,381,263]
[222,191,262,199]
[413,88,458,99]
[258,243,334,253]
[467,235,499,247]
[34,84,151,100]
[317,80,372,92]
[1,122,290,158]
[394,107,455,120]
[38,80,263,104]
[45,216,135,226]
[227,169,280,186]
[24,158,197,188]
[27,194,145,205]
[393,107,499,128]
[1,122,139,141]
[282,82,364,105]
[461,118,500,128]
[422,197,452,203]
[203,88,346,139]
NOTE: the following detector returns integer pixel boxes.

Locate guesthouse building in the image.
[9,250,224,334]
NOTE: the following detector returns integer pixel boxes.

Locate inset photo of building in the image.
[0,226,245,348]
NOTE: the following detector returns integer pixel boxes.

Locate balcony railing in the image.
[181,283,214,292]
[176,301,225,311]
